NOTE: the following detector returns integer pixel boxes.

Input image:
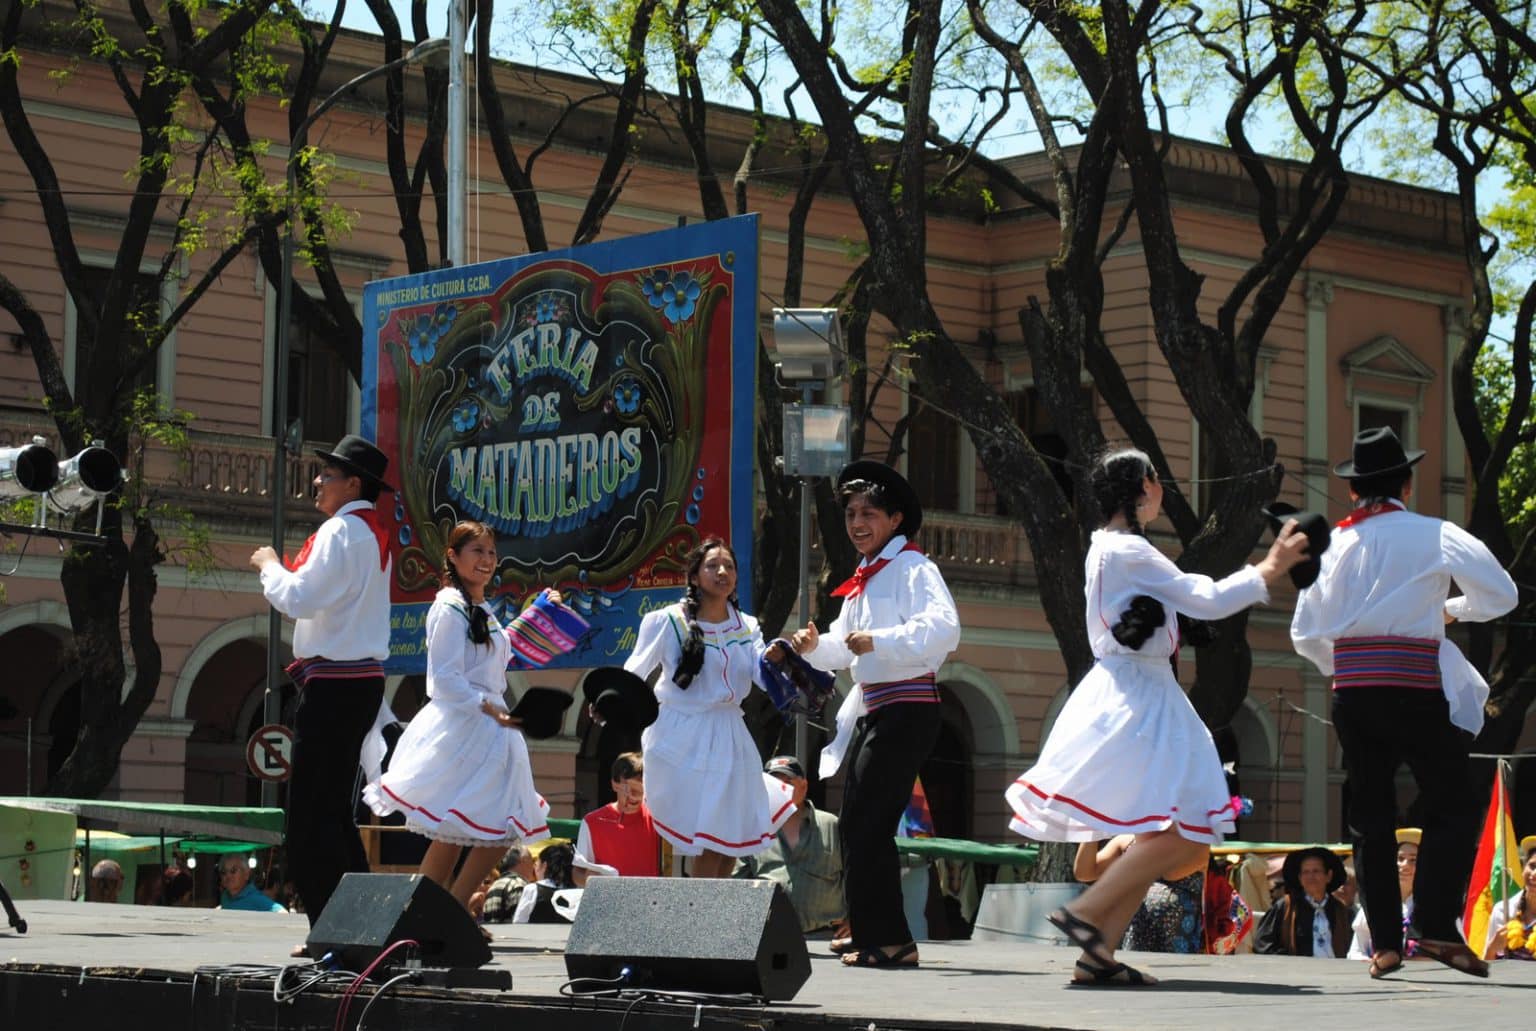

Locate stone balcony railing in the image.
[3,407,1038,587]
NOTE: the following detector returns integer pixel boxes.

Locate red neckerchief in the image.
[832,541,924,598]
[286,506,389,572]
[1335,500,1404,531]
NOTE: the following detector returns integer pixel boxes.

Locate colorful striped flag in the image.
[898,776,935,839]
[1463,760,1521,952]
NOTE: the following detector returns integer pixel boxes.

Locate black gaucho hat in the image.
[836,460,923,537]
[508,686,575,740]
[314,434,393,491]
[1332,426,1426,479]
[1262,502,1332,590]
[580,666,658,732]
[1281,846,1347,896]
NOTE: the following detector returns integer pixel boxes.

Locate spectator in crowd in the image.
[734,755,846,935]
[512,841,578,924]
[1073,835,1206,953]
[1254,847,1353,957]
[161,864,196,907]
[217,854,287,912]
[482,845,536,923]
[1350,828,1417,960]
[576,752,661,877]
[1484,834,1536,959]
[87,859,123,904]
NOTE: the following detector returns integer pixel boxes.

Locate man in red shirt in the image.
[576,752,662,877]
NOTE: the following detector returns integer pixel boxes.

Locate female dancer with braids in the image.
[1004,449,1308,986]
[624,538,797,878]
[365,521,557,922]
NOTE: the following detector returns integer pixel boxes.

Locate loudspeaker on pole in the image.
[564,877,811,1001]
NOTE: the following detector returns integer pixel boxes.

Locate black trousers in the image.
[1332,687,1475,950]
[840,701,940,949]
[287,675,385,927]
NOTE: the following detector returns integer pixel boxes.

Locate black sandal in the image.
[1071,958,1155,987]
[1047,907,1116,969]
[1416,939,1489,979]
[841,942,920,968]
[1369,949,1404,979]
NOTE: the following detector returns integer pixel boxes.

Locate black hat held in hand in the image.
[581,666,659,732]
[509,686,575,740]
[1263,502,1330,590]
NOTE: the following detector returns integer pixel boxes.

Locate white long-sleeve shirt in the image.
[1085,529,1270,658]
[1290,501,1516,732]
[424,588,512,711]
[258,500,391,661]
[803,534,961,683]
[804,535,960,776]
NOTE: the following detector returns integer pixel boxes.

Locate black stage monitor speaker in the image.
[306,873,491,971]
[564,877,810,1001]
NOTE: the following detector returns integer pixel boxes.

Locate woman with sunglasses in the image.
[365,520,557,924]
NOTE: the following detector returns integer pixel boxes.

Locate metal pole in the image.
[447,0,467,267]
[795,384,815,771]
[261,40,449,809]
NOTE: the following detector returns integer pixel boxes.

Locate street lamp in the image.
[767,308,848,772]
[262,37,450,808]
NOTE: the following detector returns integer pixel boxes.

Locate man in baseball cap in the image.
[733,755,846,936]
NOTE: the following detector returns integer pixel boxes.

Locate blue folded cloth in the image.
[758,640,837,717]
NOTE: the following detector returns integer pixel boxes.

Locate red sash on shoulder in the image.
[286,507,390,572]
[831,541,924,599]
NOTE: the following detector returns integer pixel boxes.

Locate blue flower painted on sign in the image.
[407,313,436,364]
[451,400,480,432]
[433,302,458,333]
[614,379,642,415]
[662,271,702,322]
[536,295,557,323]
[640,270,671,310]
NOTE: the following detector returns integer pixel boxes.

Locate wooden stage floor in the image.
[1,900,1532,1030]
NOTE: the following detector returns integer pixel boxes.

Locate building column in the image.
[1442,304,1468,524]
[1301,672,1330,842]
[1304,278,1334,510]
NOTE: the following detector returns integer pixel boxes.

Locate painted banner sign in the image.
[361,215,759,673]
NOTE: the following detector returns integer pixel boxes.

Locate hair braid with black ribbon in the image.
[674,537,739,689]
[442,521,493,646]
[1092,449,1169,650]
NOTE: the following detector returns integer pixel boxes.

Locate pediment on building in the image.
[1339,334,1436,385]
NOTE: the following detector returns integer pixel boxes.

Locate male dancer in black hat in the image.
[251,435,393,932]
[1291,426,1516,979]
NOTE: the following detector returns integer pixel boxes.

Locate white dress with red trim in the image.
[627,603,796,857]
[1005,530,1270,845]
[363,588,551,847]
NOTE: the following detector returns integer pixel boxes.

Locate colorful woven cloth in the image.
[1333,635,1441,690]
[505,593,590,667]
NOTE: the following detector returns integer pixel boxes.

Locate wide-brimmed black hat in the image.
[1332,426,1426,479]
[580,666,658,732]
[1281,846,1347,895]
[1262,502,1331,589]
[836,460,923,537]
[314,434,393,491]
[509,686,575,740]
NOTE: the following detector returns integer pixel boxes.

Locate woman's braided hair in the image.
[674,537,739,689]
[442,520,495,645]
[1090,448,1156,535]
[537,841,577,889]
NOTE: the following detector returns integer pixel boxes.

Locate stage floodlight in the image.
[48,444,124,515]
[0,436,60,499]
[768,308,844,383]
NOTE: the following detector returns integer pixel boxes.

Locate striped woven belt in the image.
[861,674,939,711]
[286,656,385,689]
[1332,636,1440,691]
